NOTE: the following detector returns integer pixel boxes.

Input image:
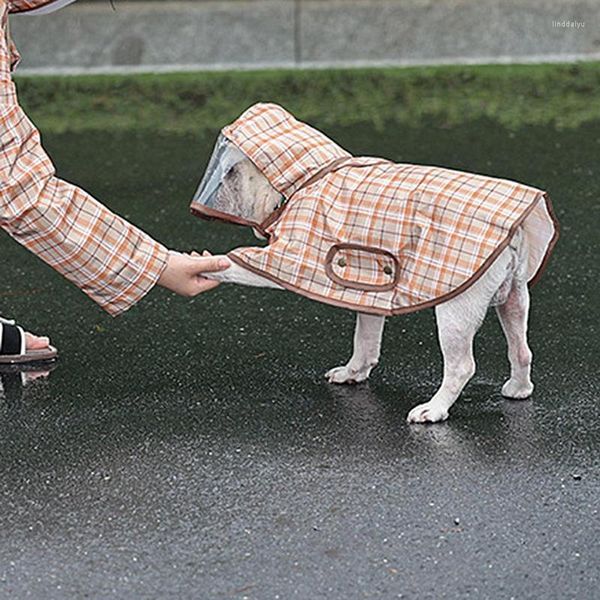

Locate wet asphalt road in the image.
[0,119,598,599]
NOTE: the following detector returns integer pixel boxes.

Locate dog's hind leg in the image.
[406,299,484,423]
[496,280,534,399]
[406,248,514,424]
[325,313,385,384]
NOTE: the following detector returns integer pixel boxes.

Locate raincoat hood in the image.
[191,103,353,234]
[191,103,559,316]
[10,0,77,15]
[219,103,352,199]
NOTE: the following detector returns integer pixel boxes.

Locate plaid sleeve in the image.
[0,102,169,316]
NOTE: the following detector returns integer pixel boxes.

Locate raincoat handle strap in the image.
[324,243,400,292]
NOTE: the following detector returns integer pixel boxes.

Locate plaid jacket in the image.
[0,0,168,316]
[198,103,559,316]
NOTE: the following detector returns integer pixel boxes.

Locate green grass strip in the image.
[15,62,600,134]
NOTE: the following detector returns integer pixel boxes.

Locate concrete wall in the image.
[10,0,600,74]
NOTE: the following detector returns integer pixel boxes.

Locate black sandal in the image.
[0,317,58,365]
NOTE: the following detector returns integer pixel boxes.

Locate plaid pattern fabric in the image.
[8,0,57,13]
[223,105,352,197]
[0,0,168,316]
[225,104,558,315]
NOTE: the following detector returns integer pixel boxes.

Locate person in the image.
[0,0,228,364]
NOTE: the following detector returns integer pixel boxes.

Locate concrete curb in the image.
[10,0,600,74]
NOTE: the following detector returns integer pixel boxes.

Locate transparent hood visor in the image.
[191,133,285,235]
[192,134,248,212]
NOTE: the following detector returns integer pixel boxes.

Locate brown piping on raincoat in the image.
[190,204,270,238]
[526,193,560,288]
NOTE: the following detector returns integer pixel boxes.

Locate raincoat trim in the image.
[524,192,560,287]
[190,204,269,238]
[228,192,558,317]
[9,0,78,14]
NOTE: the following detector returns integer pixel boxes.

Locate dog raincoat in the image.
[191,103,559,316]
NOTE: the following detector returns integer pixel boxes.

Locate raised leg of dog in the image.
[496,280,534,399]
[204,257,283,289]
[325,313,385,384]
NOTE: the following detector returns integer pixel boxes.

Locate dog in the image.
[192,104,558,424]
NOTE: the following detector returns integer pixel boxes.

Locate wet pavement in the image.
[0,119,598,598]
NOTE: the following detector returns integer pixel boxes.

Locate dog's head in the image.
[214,158,283,238]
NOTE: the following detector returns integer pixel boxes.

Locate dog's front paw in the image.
[501,378,534,399]
[201,256,232,283]
[406,402,449,424]
[325,363,373,384]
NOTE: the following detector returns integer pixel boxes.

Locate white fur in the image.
[210,261,283,289]
[325,313,385,384]
[203,159,535,424]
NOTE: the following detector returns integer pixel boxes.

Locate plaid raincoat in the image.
[1,0,168,316]
[192,104,559,315]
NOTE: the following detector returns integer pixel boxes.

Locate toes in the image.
[325,367,341,381]
[325,366,352,384]
[325,366,365,384]
[24,332,50,350]
[501,379,534,399]
[324,367,337,380]
[406,403,449,424]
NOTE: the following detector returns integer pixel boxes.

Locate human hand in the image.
[157,250,230,297]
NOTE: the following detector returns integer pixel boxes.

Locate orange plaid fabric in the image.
[223,104,559,315]
[0,0,168,316]
[8,0,58,13]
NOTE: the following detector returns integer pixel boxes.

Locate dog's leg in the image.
[406,299,485,423]
[406,243,520,424]
[203,256,283,289]
[325,313,385,384]
[496,280,534,399]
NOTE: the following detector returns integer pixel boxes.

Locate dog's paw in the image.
[202,271,226,282]
[501,378,534,399]
[406,402,449,424]
[325,363,372,384]
[201,259,232,283]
